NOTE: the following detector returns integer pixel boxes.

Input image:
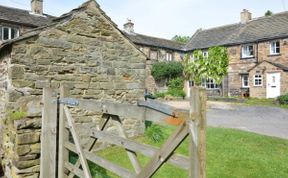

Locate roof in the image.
[186,11,288,51]
[0,5,54,27]
[124,32,185,51]
[248,60,288,72]
[0,0,147,58]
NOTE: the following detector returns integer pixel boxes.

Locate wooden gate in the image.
[40,86,206,178]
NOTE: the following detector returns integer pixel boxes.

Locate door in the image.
[266,73,281,98]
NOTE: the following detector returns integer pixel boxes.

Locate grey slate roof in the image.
[0,5,54,27]
[124,32,185,51]
[185,11,288,51]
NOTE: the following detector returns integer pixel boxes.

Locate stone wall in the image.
[0,2,146,177]
[138,46,182,93]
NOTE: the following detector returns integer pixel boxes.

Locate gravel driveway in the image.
[165,101,288,139]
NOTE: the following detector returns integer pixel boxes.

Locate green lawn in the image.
[72,127,288,178]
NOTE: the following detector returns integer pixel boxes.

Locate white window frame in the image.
[241,74,249,88]
[201,78,219,89]
[270,41,280,55]
[166,52,173,61]
[150,50,158,60]
[2,26,19,41]
[203,51,209,59]
[254,74,262,86]
[241,44,254,58]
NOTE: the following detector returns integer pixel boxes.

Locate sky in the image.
[0,0,288,39]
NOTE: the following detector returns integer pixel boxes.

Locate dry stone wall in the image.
[0,3,146,178]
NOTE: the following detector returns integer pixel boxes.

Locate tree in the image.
[171,35,191,43]
[265,10,273,16]
[183,46,229,94]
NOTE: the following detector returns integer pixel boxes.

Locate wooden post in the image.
[40,88,58,178]
[189,87,206,178]
[58,85,69,178]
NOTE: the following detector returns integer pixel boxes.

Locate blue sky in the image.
[0,0,288,39]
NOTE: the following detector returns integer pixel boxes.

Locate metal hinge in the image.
[58,98,79,106]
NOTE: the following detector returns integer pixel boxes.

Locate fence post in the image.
[58,85,69,178]
[189,87,206,178]
[40,88,58,178]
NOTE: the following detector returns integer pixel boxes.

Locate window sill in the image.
[268,53,281,57]
[241,87,250,89]
[241,57,255,60]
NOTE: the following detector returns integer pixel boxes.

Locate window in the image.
[150,50,158,60]
[166,52,173,61]
[270,41,280,55]
[241,44,254,58]
[202,78,219,89]
[254,74,262,86]
[203,51,209,59]
[241,74,249,88]
[2,27,19,41]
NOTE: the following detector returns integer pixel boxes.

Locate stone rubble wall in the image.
[0,5,146,178]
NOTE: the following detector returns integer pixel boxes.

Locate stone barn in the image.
[0,0,147,177]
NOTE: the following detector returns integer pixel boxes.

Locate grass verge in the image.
[71,127,288,178]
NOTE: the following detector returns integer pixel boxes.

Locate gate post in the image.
[189,87,207,178]
[40,88,58,178]
[58,85,69,178]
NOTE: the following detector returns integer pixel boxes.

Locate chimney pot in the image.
[241,9,252,23]
[124,19,134,33]
[31,0,43,15]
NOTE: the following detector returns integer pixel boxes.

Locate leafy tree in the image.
[265,10,273,16]
[171,35,191,43]
[183,46,228,89]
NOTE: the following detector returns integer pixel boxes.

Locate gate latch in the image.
[58,98,79,106]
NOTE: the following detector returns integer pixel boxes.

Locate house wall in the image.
[249,62,288,98]
[227,38,288,97]
[1,4,146,178]
[137,45,183,93]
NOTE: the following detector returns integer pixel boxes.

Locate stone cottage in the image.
[123,20,185,93]
[0,0,147,177]
[185,9,288,98]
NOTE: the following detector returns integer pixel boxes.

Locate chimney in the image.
[31,0,43,15]
[241,9,252,23]
[124,19,134,33]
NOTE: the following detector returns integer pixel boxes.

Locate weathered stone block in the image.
[16,145,31,156]
[16,132,40,145]
[30,143,40,154]
[9,65,25,79]
[13,159,40,169]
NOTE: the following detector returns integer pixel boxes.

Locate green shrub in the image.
[167,78,185,98]
[167,88,186,98]
[277,94,288,104]
[151,61,183,81]
[168,78,184,89]
[154,92,166,98]
[145,124,165,143]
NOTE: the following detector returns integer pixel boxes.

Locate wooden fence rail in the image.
[40,86,206,178]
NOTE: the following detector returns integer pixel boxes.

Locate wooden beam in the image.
[111,115,142,174]
[75,99,189,124]
[64,106,92,178]
[90,129,190,170]
[58,86,69,178]
[40,88,58,178]
[189,87,206,178]
[136,122,189,178]
[65,142,136,178]
[65,162,85,178]
[67,114,110,178]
